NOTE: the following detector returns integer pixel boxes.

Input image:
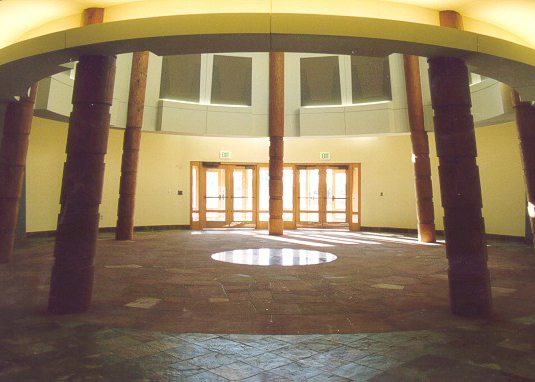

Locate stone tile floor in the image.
[1,229,535,381]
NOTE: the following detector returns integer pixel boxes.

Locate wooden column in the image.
[403,54,436,243]
[511,90,535,250]
[0,84,37,263]
[49,8,116,314]
[269,52,284,236]
[426,10,492,317]
[116,51,149,240]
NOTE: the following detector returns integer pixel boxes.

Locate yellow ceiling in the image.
[0,0,534,48]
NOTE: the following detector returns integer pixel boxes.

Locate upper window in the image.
[211,55,252,106]
[300,56,342,107]
[469,72,487,85]
[160,54,201,102]
[351,55,392,103]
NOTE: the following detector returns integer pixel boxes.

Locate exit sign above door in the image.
[220,151,231,159]
[320,152,331,160]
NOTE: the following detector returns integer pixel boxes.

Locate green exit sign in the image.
[220,151,231,159]
[320,152,331,160]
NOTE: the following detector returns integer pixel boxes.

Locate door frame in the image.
[191,161,361,231]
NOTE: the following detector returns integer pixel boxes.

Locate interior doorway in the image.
[191,163,257,229]
[191,162,360,230]
[297,165,354,229]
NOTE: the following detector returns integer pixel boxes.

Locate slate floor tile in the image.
[189,352,238,369]
[165,342,215,360]
[272,345,318,361]
[169,359,207,377]
[242,351,293,370]
[270,361,324,381]
[183,370,229,381]
[241,371,292,381]
[356,354,405,371]
[211,360,263,380]
[333,363,383,381]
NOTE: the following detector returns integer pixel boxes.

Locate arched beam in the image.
[0,13,534,101]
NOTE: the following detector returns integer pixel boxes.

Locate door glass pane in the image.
[206,212,226,221]
[352,167,359,213]
[327,213,347,222]
[259,167,269,212]
[326,168,347,213]
[205,168,225,211]
[299,168,319,212]
[234,212,253,221]
[300,212,319,222]
[191,165,199,221]
[233,168,253,211]
[283,168,293,210]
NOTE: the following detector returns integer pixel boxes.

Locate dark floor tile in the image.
[242,351,293,370]
[333,363,383,381]
[211,360,263,380]
[183,370,229,381]
[165,342,214,360]
[270,361,324,381]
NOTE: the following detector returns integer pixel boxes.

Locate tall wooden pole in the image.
[511,90,535,251]
[116,51,149,240]
[403,54,436,243]
[0,84,37,263]
[269,52,284,236]
[49,8,116,314]
[427,10,492,317]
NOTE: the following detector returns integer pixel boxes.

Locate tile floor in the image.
[1,229,535,381]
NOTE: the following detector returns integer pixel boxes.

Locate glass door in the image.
[349,164,361,231]
[325,166,349,227]
[192,162,359,231]
[204,166,228,228]
[199,163,257,228]
[297,167,321,227]
[297,165,350,228]
[230,166,256,228]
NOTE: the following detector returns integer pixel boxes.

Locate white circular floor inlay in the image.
[211,248,337,266]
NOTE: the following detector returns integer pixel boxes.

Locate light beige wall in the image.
[474,122,524,236]
[26,117,525,237]
[25,117,122,232]
[26,117,65,232]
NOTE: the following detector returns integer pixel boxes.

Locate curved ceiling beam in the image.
[0,13,534,101]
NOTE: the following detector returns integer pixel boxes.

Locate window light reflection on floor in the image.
[332,231,442,246]
[287,232,381,245]
[190,229,444,246]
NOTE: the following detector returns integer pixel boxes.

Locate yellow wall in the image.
[473,122,525,236]
[26,117,65,232]
[26,117,525,237]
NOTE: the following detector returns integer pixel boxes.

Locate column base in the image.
[269,219,283,236]
[448,267,492,318]
[0,233,15,263]
[115,219,134,240]
[418,223,436,243]
[48,263,94,314]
